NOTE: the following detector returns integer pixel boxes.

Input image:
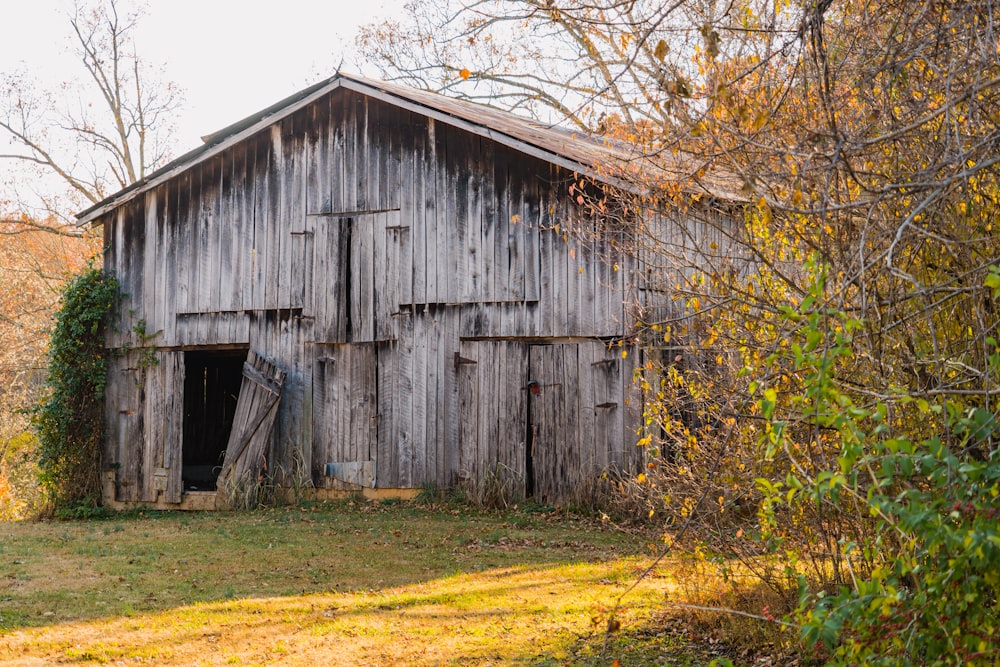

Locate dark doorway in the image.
[182,349,246,491]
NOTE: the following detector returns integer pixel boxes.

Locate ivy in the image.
[31,265,118,512]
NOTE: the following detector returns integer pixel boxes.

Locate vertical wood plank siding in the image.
[101,88,691,504]
[103,350,184,503]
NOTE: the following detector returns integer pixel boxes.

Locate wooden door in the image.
[456,340,529,497]
[527,342,640,505]
[527,344,574,505]
[105,350,185,503]
[216,351,286,495]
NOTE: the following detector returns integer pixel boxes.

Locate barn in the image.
[77,73,728,509]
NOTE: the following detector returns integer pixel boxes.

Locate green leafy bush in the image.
[32,266,118,512]
[799,417,1000,665]
[755,262,1000,665]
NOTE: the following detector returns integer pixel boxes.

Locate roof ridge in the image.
[77,73,741,226]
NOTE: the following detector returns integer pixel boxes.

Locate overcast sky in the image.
[2,0,406,153]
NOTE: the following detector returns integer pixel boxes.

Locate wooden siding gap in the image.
[409,114,427,305]
[234,145,253,315]
[479,136,496,303]
[523,169,541,302]
[459,132,482,302]
[264,125,284,309]
[492,147,510,303]
[446,126,469,304]
[425,118,439,303]
[307,207,401,218]
[195,165,216,314]
[141,190,159,350]
[282,116,308,310]
[156,185,175,344]
[175,171,193,318]
[216,152,235,315]
[356,94,371,210]
[438,121,455,303]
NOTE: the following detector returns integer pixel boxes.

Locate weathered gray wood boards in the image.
[88,75,699,507]
[217,351,287,496]
[457,340,641,504]
[103,349,184,503]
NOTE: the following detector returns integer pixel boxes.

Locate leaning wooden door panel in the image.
[217,351,286,500]
[311,343,378,489]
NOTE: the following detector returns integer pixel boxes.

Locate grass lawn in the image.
[0,499,723,666]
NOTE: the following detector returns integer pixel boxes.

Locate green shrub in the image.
[755,261,1000,665]
[32,266,118,512]
[798,417,1000,665]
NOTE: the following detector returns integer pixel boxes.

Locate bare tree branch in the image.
[0,0,181,223]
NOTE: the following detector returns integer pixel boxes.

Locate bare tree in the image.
[355,0,738,132]
[0,0,175,516]
[0,0,182,233]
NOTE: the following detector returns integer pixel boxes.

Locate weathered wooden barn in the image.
[77,73,728,509]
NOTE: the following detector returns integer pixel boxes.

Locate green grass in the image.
[0,499,724,665]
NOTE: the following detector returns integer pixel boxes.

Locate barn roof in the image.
[77,73,738,226]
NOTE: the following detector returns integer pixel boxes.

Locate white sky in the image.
[2,0,406,154]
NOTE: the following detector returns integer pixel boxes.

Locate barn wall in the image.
[102,88,662,504]
[639,205,749,328]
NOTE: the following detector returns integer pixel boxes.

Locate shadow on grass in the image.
[3,566,663,665]
[0,501,644,631]
[0,504,688,665]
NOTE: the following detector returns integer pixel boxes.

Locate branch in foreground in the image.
[0,219,84,238]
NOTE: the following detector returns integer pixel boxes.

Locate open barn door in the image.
[216,350,286,506]
[182,349,246,491]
